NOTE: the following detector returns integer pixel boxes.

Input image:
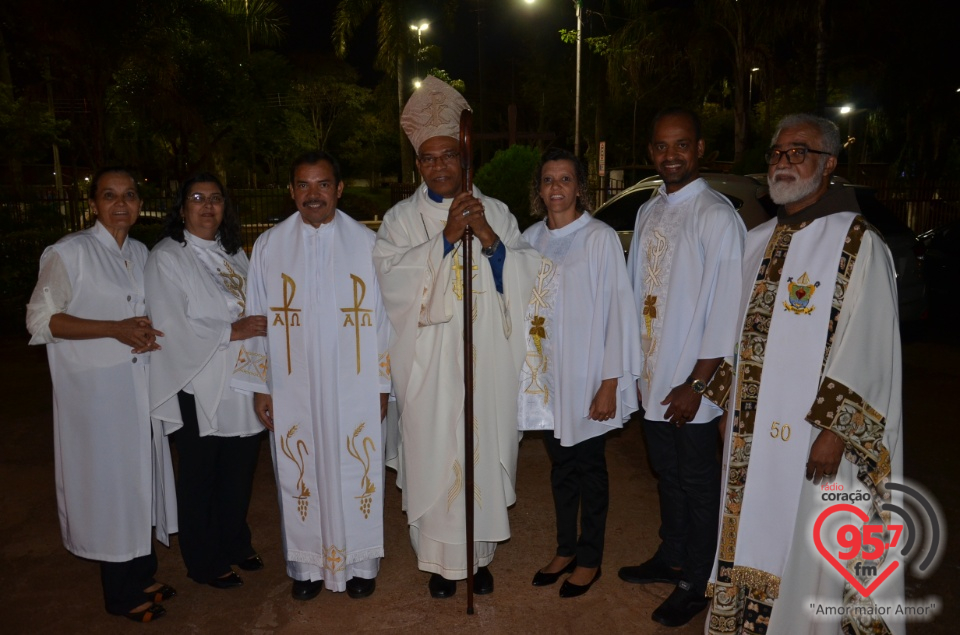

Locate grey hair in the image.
[771,114,842,156]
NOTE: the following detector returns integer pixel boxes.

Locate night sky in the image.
[279,0,575,107]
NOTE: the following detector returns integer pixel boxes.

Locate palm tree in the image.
[602,0,812,166]
[333,0,413,182]
[333,1,457,183]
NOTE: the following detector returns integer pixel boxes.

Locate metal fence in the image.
[858,178,960,235]
[4,178,959,244]
[592,177,960,235]
[1,187,299,249]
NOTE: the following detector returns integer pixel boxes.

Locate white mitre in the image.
[401,75,472,152]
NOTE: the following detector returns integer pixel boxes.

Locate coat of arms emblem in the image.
[783,272,820,314]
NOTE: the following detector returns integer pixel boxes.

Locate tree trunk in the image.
[397,51,414,184]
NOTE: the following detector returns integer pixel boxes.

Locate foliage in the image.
[474,145,542,231]
[426,68,465,94]
[0,87,68,163]
[285,63,371,152]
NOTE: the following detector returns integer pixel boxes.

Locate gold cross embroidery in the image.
[269,274,301,375]
[452,254,479,301]
[340,274,373,374]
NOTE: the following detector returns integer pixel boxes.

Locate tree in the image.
[332,0,458,183]
[287,64,371,151]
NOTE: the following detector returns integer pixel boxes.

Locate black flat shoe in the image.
[428,573,456,599]
[120,603,166,623]
[559,567,602,598]
[291,579,323,601]
[532,558,577,587]
[145,584,177,603]
[208,571,243,590]
[651,581,709,627]
[237,554,264,572]
[346,576,376,599]
[474,566,494,595]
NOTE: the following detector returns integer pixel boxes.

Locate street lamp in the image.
[410,21,430,46]
[749,67,760,106]
[410,21,430,84]
[524,1,583,155]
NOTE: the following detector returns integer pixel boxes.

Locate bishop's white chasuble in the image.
[374,184,541,577]
[234,211,391,591]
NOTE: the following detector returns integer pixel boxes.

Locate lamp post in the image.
[839,104,868,182]
[749,67,760,106]
[524,0,582,156]
[410,21,430,83]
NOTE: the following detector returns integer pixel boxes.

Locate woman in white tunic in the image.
[520,150,642,598]
[26,168,176,623]
[145,174,267,590]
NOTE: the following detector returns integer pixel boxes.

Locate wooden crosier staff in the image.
[458,108,476,615]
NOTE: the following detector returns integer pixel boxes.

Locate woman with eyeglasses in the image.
[26,167,177,622]
[145,173,268,592]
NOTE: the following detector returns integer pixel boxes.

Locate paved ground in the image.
[1,313,956,634]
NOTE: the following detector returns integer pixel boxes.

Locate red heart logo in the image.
[795,289,806,299]
[813,504,899,597]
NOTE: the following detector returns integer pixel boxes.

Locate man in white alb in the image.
[621,108,746,627]
[705,114,904,634]
[234,151,391,602]
[373,76,541,599]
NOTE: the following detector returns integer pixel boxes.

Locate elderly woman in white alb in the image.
[26,167,177,623]
[145,173,267,592]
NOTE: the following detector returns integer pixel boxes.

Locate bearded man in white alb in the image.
[705,114,905,634]
[373,76,541,599]
[234,151,391,602]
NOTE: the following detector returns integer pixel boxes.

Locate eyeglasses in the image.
[764,147,833,165]
[418,151,460,168]
[187,192,225,205]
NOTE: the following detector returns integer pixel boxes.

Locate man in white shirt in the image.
[236,151,391,602]
[621,108,746,627]
[373,76,541,599]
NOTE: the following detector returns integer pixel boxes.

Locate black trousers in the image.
[100,547,157,614]
[642,417,721,593]
[173,391,262,584]
[544,433,609,568]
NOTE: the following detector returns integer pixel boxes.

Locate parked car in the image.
[593,173,775,255]
[916,220,960,308]
[593,173,926,324]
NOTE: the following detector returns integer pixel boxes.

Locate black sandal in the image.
[122,603,166,623]
[146,584,177,603]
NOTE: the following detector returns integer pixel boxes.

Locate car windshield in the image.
[595,189,655,231]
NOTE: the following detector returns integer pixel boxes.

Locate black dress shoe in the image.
[291,579,323,601]
[208,571,244,589]
[558,567,602,598]
[237,554,264,572]
[618,555,682,585]
[346,576,376,599]
[473,566,494,595]
[532,558,577,586]
[428,573,456,599]
[651,581,710,627]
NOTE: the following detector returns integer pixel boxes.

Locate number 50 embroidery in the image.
[770,420,792,441]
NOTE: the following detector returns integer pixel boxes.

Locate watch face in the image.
[692,379,706,394]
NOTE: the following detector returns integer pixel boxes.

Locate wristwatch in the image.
[688,375,706,395]
[481,237,502,258]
